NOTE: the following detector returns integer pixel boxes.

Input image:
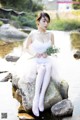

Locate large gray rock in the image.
[0,24,28,41]
[18,79,62,111]
[12,70,69,111]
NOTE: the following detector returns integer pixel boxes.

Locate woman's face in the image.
[38,16,50,31]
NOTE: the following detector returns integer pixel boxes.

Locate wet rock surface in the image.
[19,79,62,111]
[51,99,73,117]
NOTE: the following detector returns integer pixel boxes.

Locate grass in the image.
[48,19,80,31]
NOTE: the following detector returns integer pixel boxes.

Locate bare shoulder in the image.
[29,29,37,35]
[47,30,54,36]
[50,31,54,37]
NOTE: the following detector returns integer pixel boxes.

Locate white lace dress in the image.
[13,30,60,84]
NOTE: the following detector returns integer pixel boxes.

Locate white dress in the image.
[12,30,61,84]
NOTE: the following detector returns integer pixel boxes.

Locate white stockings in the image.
[32,63,52,116]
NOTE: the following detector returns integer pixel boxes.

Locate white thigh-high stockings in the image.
[32,65,46,116]
[39,63,52,112]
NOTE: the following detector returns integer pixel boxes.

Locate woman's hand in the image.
[42,53,48,58]
[36,53,43,58]
[36,53,48,58]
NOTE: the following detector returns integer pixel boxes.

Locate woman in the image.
[15,12,60,117]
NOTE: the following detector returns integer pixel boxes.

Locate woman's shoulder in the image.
[46,30,54,35]
[46,30,54,39]
[29,29,38,35]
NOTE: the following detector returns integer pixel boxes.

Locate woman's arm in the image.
[51,32,54,46]
[23,36,32,50]
[23,35,36,56]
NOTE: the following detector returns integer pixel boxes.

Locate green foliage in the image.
[72,0,80,9]
[45,46,59,55]
[49,19,80,31]
[10,13,37,28]
[18,13,36,28]
[0,0,33,11]
[32,2,43,12]
[0,0,43,12]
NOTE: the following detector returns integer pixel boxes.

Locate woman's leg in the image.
[39,63,52,112]
[32,65,46,116]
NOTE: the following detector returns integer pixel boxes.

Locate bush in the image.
[49,19,80,31]
[1,0,43,12]
[72,0,80,9]
[10,12,37,28]
[32,2,43,12]
[18,13,36,28]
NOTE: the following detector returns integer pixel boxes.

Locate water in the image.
[0,31,80,120]
[0,81,19,120]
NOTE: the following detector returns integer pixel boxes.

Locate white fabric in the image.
[12,30,61,83]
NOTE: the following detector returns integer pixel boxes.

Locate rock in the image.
[11,57,69,112]
[73,50,80,59]
[51,79,69,99]
[0,24,28,41]
[12,71,69,111]
[4,46,23,62]
[5,55,19,62]
[51,99,74,117]
[59,80,69,99]
[18,79,62,111]
[0,72,12,82]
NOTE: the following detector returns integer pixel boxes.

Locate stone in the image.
[4,46,23,62]
[59,80,69,99]
[18,79,62,111]
[51,99,74,117]
[0,24,28,41]
[0,72,12,82]
[5,55,19,62]
[73,50,80,59]
[12,72,69,112]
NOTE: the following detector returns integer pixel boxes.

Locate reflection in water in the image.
[0,31,80,120]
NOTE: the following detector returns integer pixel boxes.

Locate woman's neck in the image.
[38,27,46,33]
